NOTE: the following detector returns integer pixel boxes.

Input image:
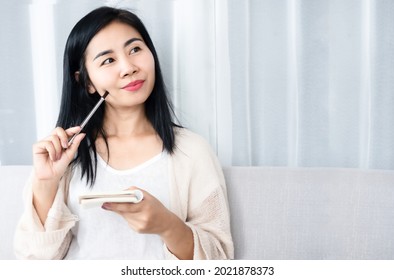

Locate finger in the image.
[64,133,85,156]
[102,202,141,213]
[65,126,82,145]
[37,134,62,161]
[47,134,64,160]
[103,187,145,212]
[124,186,147,197]
[34,140,57,162]
[65,126,82,137]
[52,127,71,149]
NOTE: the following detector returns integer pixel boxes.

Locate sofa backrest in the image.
[1,165,394,259]
[223,166,394,259]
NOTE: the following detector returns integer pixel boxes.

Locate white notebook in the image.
[78,190,144,209]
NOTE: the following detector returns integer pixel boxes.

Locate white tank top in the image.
[65,152,169,259]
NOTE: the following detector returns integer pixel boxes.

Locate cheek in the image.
[148,65,155,91]
[86,67,116,91]
[147,54,156,83]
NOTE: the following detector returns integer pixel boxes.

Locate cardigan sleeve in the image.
[186,187,234,259]
[13,170,78,260]
[167,129,234,260]
[163,187,233,260]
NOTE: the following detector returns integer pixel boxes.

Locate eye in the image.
[101,57,115,66]
[130,46,141,54]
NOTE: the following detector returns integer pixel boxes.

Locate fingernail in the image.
[102,203,110,210]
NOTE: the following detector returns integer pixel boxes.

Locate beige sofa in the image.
[1,165,393,259]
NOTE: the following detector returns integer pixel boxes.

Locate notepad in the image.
[78,190,144,209]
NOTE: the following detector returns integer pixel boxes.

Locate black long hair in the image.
[57,6,179,186]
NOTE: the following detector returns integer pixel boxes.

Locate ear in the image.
[75,71,96,94]
[87,83,97,94]
[74,71,80,82]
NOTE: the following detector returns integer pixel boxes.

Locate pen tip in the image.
[103,91,109,99]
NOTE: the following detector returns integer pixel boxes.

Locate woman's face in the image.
[84,21,155,110]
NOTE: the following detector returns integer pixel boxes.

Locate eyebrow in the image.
[93,38,143,61]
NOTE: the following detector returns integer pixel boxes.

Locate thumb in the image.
[65,133,86,157]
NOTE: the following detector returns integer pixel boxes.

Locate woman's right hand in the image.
[32,126,86,183]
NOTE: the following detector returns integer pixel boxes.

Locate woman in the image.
[14,6,233,260]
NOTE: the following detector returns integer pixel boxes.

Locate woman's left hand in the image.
[102,186,194,259]
[101,186,174,237]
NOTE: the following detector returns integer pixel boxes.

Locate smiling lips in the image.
[122,80,144,91]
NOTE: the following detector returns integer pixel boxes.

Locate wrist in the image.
[159,211,178,240]
[31,175,60,199]
[32,175,59,188]
[159,212,194,259]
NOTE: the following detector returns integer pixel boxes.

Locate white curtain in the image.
[225,0,394,169]
[0,0,393,170]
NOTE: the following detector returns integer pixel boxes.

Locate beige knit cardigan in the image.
[14,128,234,260]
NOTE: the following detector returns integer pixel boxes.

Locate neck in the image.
[103,104,154,138]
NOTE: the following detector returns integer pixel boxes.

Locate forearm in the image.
[160,213,194,260]
[32,176,59,225]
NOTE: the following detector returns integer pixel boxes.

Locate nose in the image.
[119,56,137,78]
